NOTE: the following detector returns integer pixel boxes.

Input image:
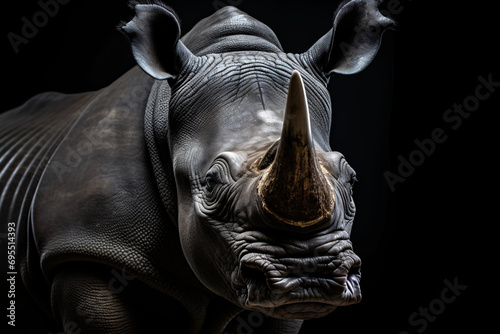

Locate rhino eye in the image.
[204,162,227,192]
[205,175,217,191]
[349,175,358,187]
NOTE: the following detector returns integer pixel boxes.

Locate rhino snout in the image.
[232,230,362,319]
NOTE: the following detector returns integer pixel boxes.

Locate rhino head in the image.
[123,0,393,319]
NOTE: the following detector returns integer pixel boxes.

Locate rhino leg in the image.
[50,264,141,333]
[50,263,188,333]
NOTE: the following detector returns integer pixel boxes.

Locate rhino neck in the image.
[144,78,179,225]
[181,6,283,55]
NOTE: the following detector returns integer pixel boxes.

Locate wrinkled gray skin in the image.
[0,1,393,333]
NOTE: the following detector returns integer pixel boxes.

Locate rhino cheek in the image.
[177,206,239,300]
[325,180,356,234]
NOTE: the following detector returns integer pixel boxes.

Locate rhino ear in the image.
[305,0,394,75]
[121,3,194,80]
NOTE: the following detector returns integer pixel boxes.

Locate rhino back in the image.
[0,91,92,227]
[0,89,96,323]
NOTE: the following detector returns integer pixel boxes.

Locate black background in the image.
[2,0,497,333]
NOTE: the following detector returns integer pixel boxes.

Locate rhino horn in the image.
[258,71,334,228]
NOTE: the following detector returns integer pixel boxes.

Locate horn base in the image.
[258,173,335,228]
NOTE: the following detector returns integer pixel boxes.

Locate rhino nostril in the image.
[241,264,266,286]
[347,265,361,281]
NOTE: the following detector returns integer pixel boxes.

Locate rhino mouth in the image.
[232,230,362,319]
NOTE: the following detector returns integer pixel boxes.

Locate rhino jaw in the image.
[258,70,335,228]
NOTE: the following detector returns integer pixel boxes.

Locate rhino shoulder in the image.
[31,68,197,293]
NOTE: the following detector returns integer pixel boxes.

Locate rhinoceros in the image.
[1,0,393,332]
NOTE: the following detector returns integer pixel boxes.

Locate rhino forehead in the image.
[171,52,330,119]
[177,53,299,88]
